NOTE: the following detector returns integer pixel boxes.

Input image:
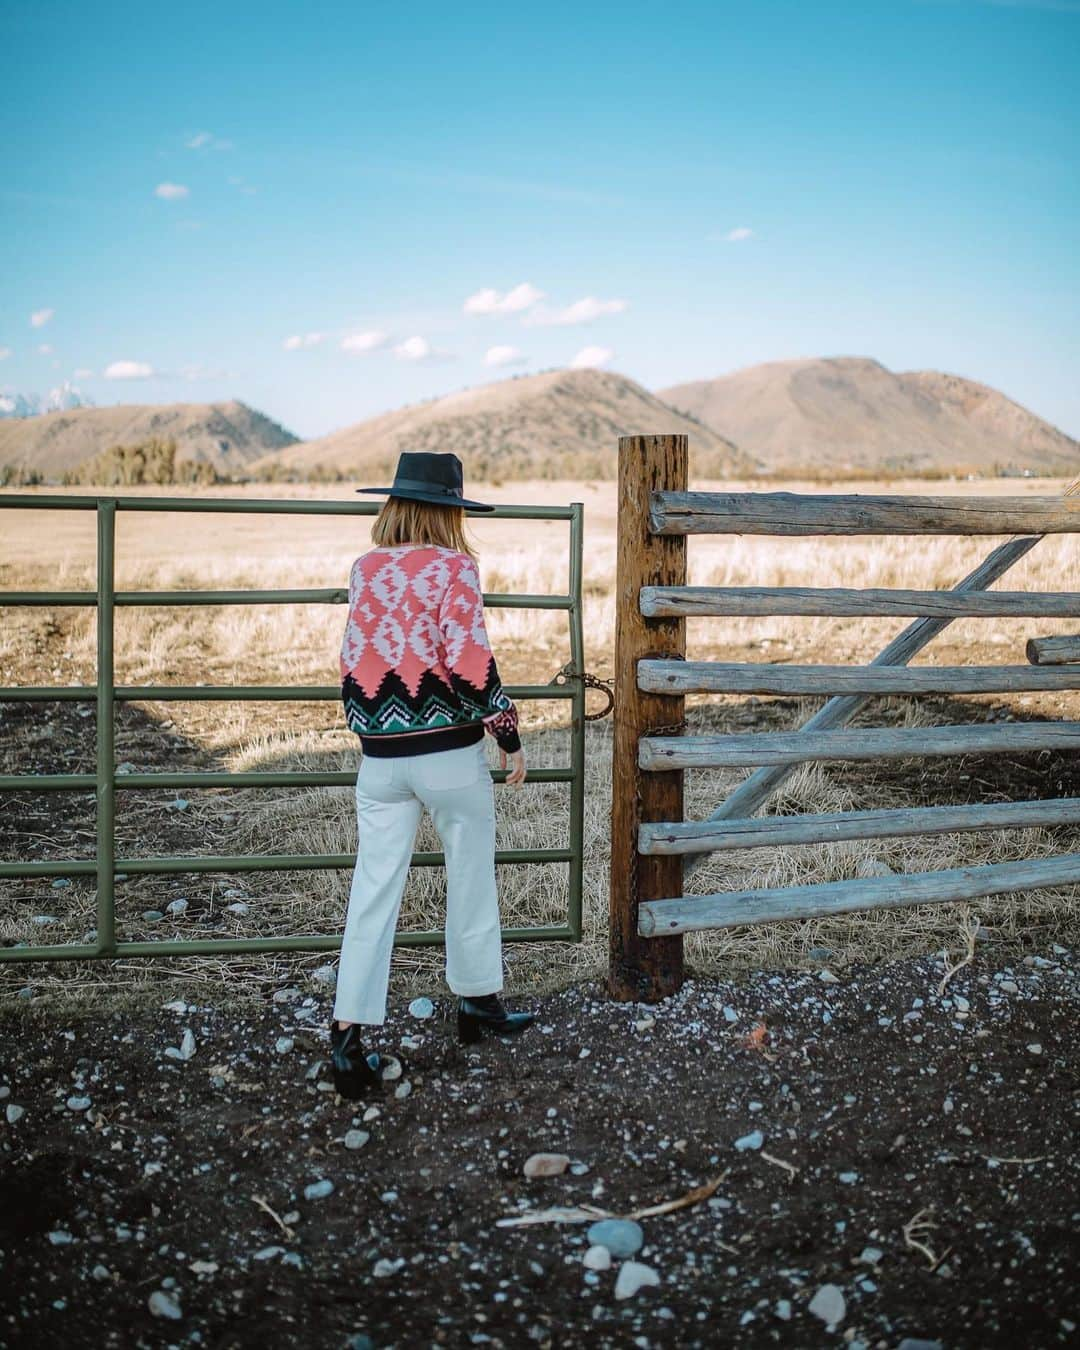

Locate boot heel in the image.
[457,1009,483,1044]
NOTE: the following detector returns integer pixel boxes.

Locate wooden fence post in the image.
[608,434,687,1001]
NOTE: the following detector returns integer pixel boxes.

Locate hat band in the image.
[390,476,461,498]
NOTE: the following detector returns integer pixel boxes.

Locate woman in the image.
[330,450,535,1100]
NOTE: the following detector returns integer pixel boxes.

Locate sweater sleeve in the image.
[437,554,522,754]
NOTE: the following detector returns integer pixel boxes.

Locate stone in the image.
[734,1130,764,1152]
[48,1231,75,1245]
[408,997,434,1019]
[148,1290,182,1320]
[523,1152,570,1179]
[379,1056,402,1082]
[312,965,337,986]
[51,879,71,890]
[303,1179,334,1200]
[227,902,250,916]
[344,1130,370,1151]
[167,898,188,915]
[253,1246,286,1261]
[613,1261,660,1300]
[142,910,164,922]
[275,1037,295,1055]
[856,857,895,878]
[587,1218,643,1258]
[818,969,841,984]
[373,1257,405,1278]
[858,1245,884,1265]
[808,1283,846,1327]
[582,1245,611,1271]
[66,1096,91,1112]
[5,1104,23,1124]
[394,1080,412,1100]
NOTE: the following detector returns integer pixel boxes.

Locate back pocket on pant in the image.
[411,743,485,792]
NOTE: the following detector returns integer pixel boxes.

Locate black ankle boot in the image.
[456,994,536,1045]
[329,1018,383,1099]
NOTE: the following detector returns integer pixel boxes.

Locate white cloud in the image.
[341,330,390,354]
[186,131,233,150]
[38,343,53,355]
[30,308,54,327]
[569,346,614,370]
[104,360,155,380]
[525,296,628,326]
[484,345,527,368]
[0,347,11,360]
[155,182,190,200]
[393,336,436,361]
[463,282,545,316]
[283,332,327,350]
[725,226,753,242]
[73,367,93,378]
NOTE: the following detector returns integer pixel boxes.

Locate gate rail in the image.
[0,492,586,962]
[608,435,1080,1000]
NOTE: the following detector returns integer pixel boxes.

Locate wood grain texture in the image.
[649,491,1079,536]
[608,435,687,1001]
[639,721,1080,770]
[637,659,1080,696]
[638,853,1080,936]
[640,585,1080,619]
[1027,635,1080,666]
[638,796,1080,855]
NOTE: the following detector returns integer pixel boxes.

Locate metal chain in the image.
[547,660,615,720]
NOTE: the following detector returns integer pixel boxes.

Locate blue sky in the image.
[3,0,1078,441]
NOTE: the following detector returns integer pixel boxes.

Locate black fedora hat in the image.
[355,451,495,512]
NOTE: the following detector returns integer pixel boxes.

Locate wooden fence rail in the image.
[607,434,1079,1000]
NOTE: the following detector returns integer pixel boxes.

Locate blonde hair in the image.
[369,496,478,560]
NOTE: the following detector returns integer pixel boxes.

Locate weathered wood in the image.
[640,721,1080,770]
[640,585,1080,619]
[638,853,1080,936]
[1027,634,1080,665]
[650,491,1080,536]
[639,796,1080,855]
[682,534,1044,878]
[608,435,687,1001]
[638,659,1080,696]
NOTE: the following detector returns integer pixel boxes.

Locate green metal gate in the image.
[0,493,586,963]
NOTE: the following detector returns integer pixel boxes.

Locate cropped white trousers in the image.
[332,738,504,1025]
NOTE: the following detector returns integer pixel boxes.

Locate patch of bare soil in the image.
[1,949,1078,1348]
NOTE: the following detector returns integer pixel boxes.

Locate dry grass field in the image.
[2,476,1078,1013]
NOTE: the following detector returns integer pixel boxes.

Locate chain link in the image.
[547,660,615,720]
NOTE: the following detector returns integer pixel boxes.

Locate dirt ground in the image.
[2,947,1078,1349]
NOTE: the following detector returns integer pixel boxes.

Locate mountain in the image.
[0,381,95,418]
[248,368,752,481]
[659,357,1079,478]
[0,398,300,479]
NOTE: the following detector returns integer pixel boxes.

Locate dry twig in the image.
[902,1206,952,1270]
[251,1193,296,1241]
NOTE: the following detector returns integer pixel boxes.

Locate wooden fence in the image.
[608,434,1080,1001]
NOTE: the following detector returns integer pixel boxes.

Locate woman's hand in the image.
[499,747,527,787]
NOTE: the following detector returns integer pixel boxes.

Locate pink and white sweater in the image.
[340,544,521,756]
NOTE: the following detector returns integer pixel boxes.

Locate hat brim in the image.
[355,487,495,512]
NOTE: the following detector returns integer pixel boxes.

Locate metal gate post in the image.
[95,500,117,956]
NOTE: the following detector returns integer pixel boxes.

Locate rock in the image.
[167,798,190,812]
[273,987,301,1004]
[48,1230,75,1245]
[1027,1043,1043,1055]
[408,997,434,1019]
[227,902,250,916]
[167,898,188,915]
[634,1016,655,1032]
[161,1000,188,1014]
[344,1129,370,1151]
[858,1245,884,1265]
[808,1283,846,1327]
[0,1087,7,1100]
[856,857,895,878]
[275,1037,295,1055]
[613,1261,660,1300]
[373,1257,405,1278]
[66,1096,91,1112]
[91,1265,111,1281]
[165,1029,197,1062]
[586,1219,644,1258]
[34,915,59,924]
[523,1152,571,1179]
[379,1056,402,1083]
[304,1179,334,1201]
[775,1298,792,1320]
[253,1245,286,1261]
[998,979,1019,993]
[6,1103,23,1124]
[311,965,337,986]
[148,1290,182,1320]
[51,878,71,890]
[582,1245,611,1271]
[838,1171,859,1184]
[818,969,841,984]
[394,1080,412,1100]
[734,1130,764,1152]
[345,1336,375,1350]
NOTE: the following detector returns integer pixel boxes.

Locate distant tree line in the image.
[60,437,226,486]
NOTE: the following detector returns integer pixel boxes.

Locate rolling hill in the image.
[658,357,1079,478]
[248,368,752,482]
[0,399,299,479]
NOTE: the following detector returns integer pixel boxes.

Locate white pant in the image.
[332,738,505,1025]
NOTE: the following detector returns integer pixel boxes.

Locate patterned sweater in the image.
[340,544,522,755]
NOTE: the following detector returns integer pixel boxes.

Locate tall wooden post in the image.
[608,434,687,1001]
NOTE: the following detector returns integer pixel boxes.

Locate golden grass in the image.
[1,476,1078,1013]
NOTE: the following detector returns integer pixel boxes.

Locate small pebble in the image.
[408,997,434,1019]
[613,1261,660,1300]
[582,1245,611,1271]
[66,1096,92,1112]
[303,1179,334,1200]
[275,1037,295,1055]
[734,1130,764,1152]
[344,1129,370,1151]
[586,1219,644,1258]
[809,1284,846,1327]
[148,1291,182,1320]
[7,1104,25,1124]
[523,1152,570,1179]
